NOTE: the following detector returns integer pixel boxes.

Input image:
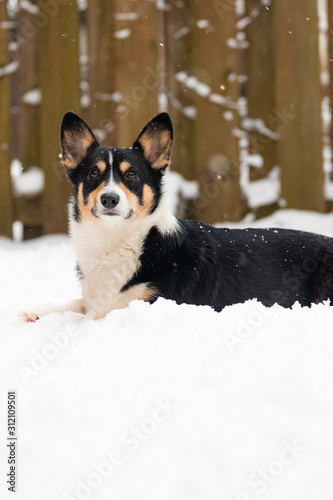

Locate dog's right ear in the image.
[61,112,99,170]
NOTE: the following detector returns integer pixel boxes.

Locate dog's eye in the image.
[126,169,138,181]
[88,168,100,180]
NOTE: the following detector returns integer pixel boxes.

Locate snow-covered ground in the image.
[1,209,333,500]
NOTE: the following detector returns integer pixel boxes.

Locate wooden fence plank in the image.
[164,0,195,182]
[38,1,81,234]
[273,0,324,212]
[14,195,43,228]
[17,0,40,171]
[112,0,160,147]
[0,1,12,237]
[328,0,333,158]
[245,1,276,180]
[86,0,116,146]
[188,1,244,223]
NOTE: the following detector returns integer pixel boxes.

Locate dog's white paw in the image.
[18,299,84,322]
[18,312,40,323]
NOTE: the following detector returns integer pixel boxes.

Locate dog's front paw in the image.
[18,312,40,323]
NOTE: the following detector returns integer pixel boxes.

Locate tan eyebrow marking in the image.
[97,160,107,172]
[119,161,132,173]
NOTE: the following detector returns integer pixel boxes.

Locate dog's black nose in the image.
[101,193,120,209]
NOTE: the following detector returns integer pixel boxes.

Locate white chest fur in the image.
[70,219,146,318]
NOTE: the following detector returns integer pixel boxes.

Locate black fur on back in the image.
[123,221,333,311]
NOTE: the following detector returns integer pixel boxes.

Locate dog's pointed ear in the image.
[61,112,99,169]
[133,113,173,170]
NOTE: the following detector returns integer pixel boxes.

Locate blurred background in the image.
[0,0,333,239]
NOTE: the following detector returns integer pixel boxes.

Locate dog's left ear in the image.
[133,113,173,170]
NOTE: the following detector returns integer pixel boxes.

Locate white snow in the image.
[20,0,39,15]
[235,0,246,16]
[114,12,138,21]
[1,210,333,499]
[182,105,197,119]
[236,16,252,30]
[324,181,333,200]
[173,26,190,39]
[164,170,198,214]
[114,28,131,39]
[0,20,16,29]
[175,72,212,98]
[158,90,168,114]
[321,97,331,137]
[223,110,234,121]
[245,153,264,168]
[77,0,87,12]
[209,93,239,109]
[186,76,211,97]
[196,19,210,29]
[10,159,22,178]
[0,59,19,78]
[226,37,250,50]
[11,165,44,197]
[80,93,90,109]
[175,70,187,83]
[21,88,42,106]
[242,117,280,140]
[195,81,212,97]
[12,221,24,243]
[246,166,280,208]
[94,91,123,103]
[156,0,171,11]
[238,164,280,209]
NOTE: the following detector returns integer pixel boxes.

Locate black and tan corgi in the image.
[21,111,333,321]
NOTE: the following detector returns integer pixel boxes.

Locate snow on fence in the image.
[1,0,333,239]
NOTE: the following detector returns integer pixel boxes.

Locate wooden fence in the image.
[0,0,333,239]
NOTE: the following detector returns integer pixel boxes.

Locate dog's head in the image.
[60,112,173,223]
